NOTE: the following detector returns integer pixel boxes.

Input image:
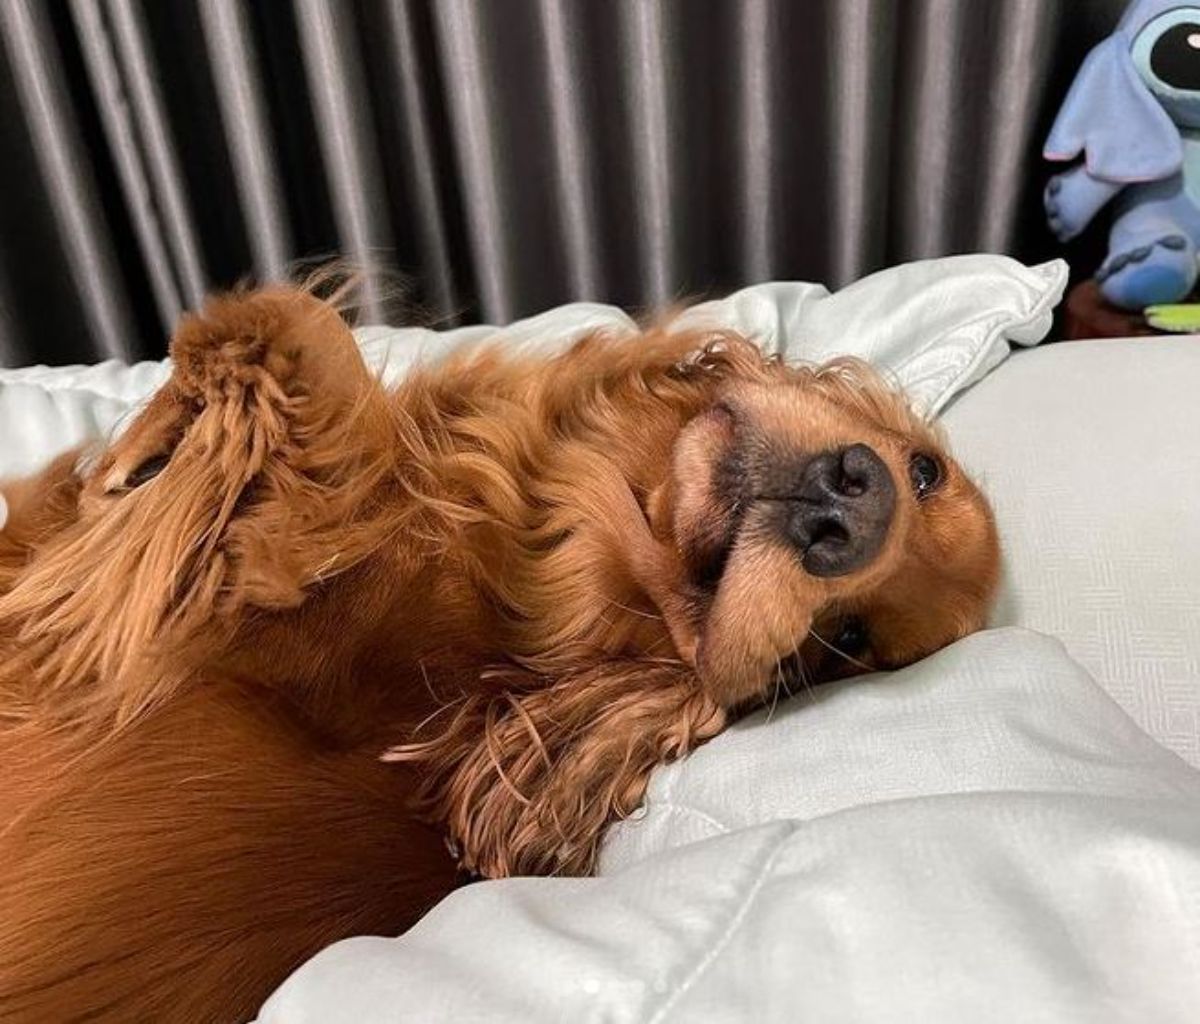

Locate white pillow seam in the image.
[646,831,792,1024]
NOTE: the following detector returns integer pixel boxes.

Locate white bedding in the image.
[258,630,1200,1023]
[944,336,1200,766]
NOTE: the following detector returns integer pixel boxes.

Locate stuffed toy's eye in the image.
[1131,7,1200,95]
[1150,21,1200,91]
[908,453,942,498]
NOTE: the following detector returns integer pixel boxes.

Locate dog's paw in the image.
[170,287,365,405]
[94,287,375,498]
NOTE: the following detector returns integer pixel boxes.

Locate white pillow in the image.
[0,255,1065,482]
[600,627,1197,871]
[672,254,1066,413]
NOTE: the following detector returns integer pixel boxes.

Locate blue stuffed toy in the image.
[1045,0,1200,309]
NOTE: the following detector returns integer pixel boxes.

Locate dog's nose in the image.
[787,443,896,577]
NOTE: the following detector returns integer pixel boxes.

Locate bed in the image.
[2,256,1197,1022]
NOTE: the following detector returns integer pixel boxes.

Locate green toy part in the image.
[1144,303,1200,333]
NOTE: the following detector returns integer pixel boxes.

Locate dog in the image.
[0,284,999,1022]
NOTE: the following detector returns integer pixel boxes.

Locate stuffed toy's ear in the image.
[1044,33,1182,182]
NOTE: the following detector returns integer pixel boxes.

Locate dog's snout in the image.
[788,443,896,577]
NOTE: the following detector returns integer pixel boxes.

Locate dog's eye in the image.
[126,453,170,489]
[833,617,870,656]
[908,453,943,499]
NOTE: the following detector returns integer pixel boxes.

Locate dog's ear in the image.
[0,448,84,595]
[0,287,395,724]
[387,660,725,877]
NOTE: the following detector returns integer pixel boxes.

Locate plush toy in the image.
[1044,0,1200,310]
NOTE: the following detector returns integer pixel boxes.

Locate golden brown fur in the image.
[0,285,999,1022]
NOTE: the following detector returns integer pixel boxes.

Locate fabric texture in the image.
[943,334,1200,767]
[0,254,1065,481]
[0,0,1119,366]
[255,629,1200,1023]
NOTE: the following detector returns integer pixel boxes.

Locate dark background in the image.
[0,0,1126,366]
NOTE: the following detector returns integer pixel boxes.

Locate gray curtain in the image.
[0,0,1126,367]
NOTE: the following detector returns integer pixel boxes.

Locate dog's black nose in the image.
[787,444,896,577]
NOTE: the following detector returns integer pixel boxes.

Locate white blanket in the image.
[257,629,1200,1023]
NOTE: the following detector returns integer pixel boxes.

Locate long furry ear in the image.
[387,661,725,877]
[0,286,397,725]
[0,448,84,598]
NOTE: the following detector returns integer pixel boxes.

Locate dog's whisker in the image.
[807,629,874,674]
[417,659,447,706]
[604,597,659,622]
[393,693,470,746]
[778,664,796,702]
[796,657,817,704]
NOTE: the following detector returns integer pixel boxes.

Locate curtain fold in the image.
[538,0,602,303]
[0,0,1125,366]
[197,0,293,283]
[0,0,136,361]
[827,0,895,287]
[430,0,512,322]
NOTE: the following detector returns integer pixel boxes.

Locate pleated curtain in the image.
[0,0,1126,366]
